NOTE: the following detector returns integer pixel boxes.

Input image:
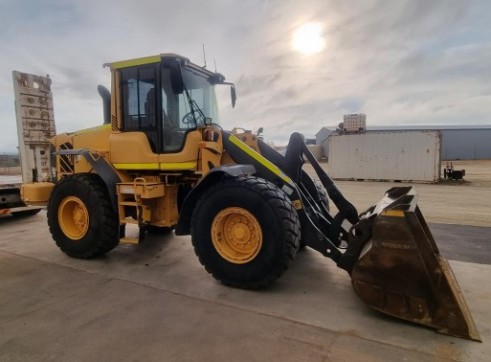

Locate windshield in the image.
[161,67,220,130]
[120,63,223,153]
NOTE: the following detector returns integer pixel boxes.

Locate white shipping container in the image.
[328,131,441,182]
[306,145,323,161]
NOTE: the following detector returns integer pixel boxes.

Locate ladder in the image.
[117,178,166,244]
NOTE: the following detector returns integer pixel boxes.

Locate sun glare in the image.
[292,23,325,55]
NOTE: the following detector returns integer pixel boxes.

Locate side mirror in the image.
[169,62,184,94]
[231,85,237,108]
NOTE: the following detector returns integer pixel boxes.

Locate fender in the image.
[55,149,121,211]
[174,164,256,235]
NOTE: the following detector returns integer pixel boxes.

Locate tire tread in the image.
[47,174,119,259]
[191,175,300,289]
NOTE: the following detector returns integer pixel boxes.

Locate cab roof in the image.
[103,53,225,82]
[104,53,189,69]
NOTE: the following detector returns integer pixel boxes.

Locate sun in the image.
[292,23,325,55]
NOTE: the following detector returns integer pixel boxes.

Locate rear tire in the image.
[191,175,300,289]
[47,174,119,258]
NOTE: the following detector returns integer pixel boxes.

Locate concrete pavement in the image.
[429,223,491,265]
[0,212,489,361]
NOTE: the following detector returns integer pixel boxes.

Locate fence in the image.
[0,153,21,175]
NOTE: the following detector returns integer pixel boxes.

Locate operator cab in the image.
[105,54,236,154]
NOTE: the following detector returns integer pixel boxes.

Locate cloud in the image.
[0,0,490,152]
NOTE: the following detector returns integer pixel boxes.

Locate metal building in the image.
[369,126,491,160]
[317,125,491,160]
[315,127,333,159]
[439,128,491,160]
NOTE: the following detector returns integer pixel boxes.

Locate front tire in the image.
[47,174,119,258]
[299,180,330,248]
[191,176,300,289]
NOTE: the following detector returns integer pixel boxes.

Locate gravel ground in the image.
[304,159,491,227]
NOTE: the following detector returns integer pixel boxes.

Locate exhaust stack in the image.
[97,85,111,125]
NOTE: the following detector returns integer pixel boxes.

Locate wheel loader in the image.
[19,53,480,341]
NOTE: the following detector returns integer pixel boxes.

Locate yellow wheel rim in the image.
[211,207,263,264]
[58,196,89,240]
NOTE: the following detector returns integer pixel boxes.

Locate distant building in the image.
[439,128,491,160]
[369,126,491,160]
[315,127,333,159]
[316,125,491,160]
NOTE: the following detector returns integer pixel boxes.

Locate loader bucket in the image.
[350,187,481,341]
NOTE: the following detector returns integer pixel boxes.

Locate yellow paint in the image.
[211,207,263,264]
[119,237,139,244]
[113,69,121,129]
[160,162,197,171]
[382,210,405,217]
[113,162,196,171]
[58,196,89,240]
[73,124,111,136]
[108,55,161,69]
[113,163,160,170]
[109,132,159,165]
[233,131,261,152]
[292,199,303,210]
[158,130,203,164]
[229,135,294,185]
[21,182,54,205]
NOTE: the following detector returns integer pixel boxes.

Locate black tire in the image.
[47,174,119,258]
[11,208,42,217]
[315,181,330,212]
[300,181,330,248]
[191,175,300,289]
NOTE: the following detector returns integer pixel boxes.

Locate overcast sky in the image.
[1,0,490,152]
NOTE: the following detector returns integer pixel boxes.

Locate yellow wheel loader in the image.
[20,53,480,341]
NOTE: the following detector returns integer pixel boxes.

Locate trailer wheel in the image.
[191,175,300,289]
[47,174,119,258]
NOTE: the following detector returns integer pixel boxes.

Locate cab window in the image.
[120,66,159,151]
